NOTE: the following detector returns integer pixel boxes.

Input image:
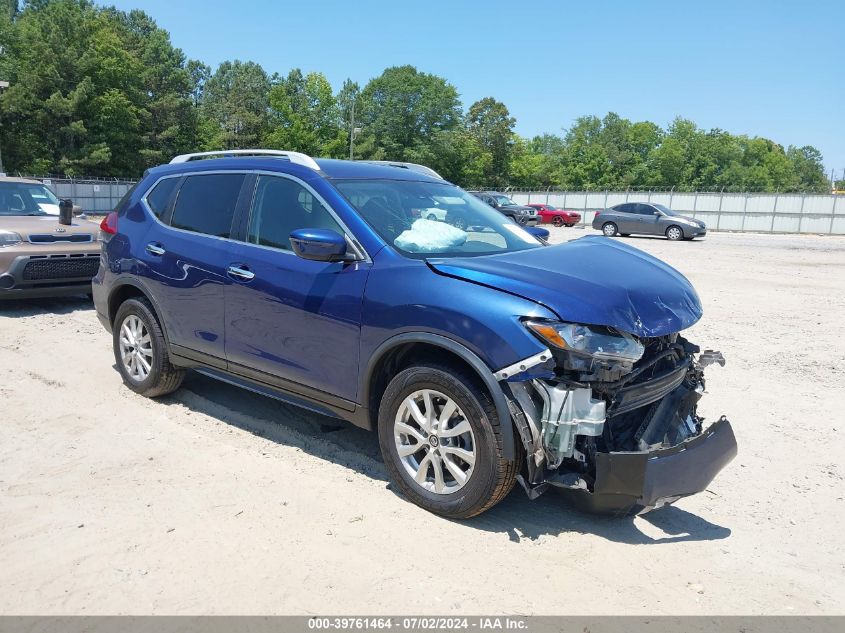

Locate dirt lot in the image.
[1,230,844,615]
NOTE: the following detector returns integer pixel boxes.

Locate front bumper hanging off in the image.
[496,345,737,515]
[554,416,736,515]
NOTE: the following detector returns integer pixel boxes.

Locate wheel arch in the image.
[107,279,168,342]
[363,333,517,460]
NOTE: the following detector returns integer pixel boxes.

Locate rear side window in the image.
[145,178,179,218]
[170,174,245,238]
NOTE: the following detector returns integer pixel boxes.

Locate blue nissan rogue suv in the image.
[93,150,736,518]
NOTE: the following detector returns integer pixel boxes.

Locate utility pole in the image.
[348,100,362,160]
[0,80,8,176]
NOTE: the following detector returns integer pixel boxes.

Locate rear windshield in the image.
[0,182,59,216]
[333,180,542,258]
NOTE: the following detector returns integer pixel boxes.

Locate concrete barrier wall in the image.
[509,191,845,235]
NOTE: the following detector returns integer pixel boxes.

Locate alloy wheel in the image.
[119,314,153,382]
[394,389,476,495]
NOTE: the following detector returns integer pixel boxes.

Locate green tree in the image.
[466,97,515,188]
[0,0,196,176]
[187,59,211,107]
[200,59,270,150]
[265,68,345,157]
[357,65,461,161]
[787,145,828,192]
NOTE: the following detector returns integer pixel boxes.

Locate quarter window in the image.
[170,174,245,238]
[145,178,179,218]
[247,176,343,251]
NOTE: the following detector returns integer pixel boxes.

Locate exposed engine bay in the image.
[501,323,736,515]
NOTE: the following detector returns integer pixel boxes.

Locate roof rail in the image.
[362,161,444,180]
[169,149,321,171]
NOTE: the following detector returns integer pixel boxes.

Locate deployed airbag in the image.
[394,218,467,252]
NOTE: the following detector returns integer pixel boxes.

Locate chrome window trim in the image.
[139,170,370,261]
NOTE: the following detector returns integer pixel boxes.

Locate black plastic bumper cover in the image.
[558,416,737,515]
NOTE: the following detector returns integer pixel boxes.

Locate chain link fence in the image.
[19,176,136,215]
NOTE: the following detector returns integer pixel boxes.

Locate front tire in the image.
[602,222,618,237]
[113,297,184,398]
[377,365,518,518]
[666,225,684,241]
[552,216,564,227]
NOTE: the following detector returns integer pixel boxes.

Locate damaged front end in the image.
[500,322,737,515]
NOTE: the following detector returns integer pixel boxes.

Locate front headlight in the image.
[0,231,22,247]
[526,320,645,363]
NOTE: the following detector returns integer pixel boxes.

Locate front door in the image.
[224,174,371,404]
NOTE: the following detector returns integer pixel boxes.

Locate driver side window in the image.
[247,176,343,251]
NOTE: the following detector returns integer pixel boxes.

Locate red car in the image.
[527,204,582,227]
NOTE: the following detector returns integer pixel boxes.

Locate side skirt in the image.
[170,348,372,431]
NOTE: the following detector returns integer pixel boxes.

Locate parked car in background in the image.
[468,191,539,226]
[527,203,581,227]
[93,149,734,520]
[593,202,707,240]
[0,177,100,299]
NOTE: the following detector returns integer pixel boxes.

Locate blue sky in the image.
[108,0,844,177]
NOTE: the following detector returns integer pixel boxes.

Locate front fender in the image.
[360,255,556,460]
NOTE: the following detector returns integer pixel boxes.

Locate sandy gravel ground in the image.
[1,230,844,615]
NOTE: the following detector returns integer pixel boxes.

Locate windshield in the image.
[493,194,516,206]
[333,180,542,258]
[0,182,58,216]
[653,203,677,216]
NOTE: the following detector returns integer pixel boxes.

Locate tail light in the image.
[594,211,601,217]
[100,211,118,235]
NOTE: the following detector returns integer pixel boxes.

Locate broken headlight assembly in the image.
[525,320,645,380]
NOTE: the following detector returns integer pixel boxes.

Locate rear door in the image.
[140,172,249,367]
[224,173,371,404]
[613,204,637,232]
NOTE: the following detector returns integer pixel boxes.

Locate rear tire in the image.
[602,222,618,237]
[666,225,684,241]
[377,365,518,519]
[113,297,184,398]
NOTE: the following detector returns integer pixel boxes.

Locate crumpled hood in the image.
[427,236,702,337]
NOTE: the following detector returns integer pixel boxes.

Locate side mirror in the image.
[290,228,349,262]
[525,226,550,240]
[653,210,661,216]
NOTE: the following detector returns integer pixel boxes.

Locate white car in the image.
[420,207,447,222]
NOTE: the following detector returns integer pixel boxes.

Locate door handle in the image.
[227,264,255,281]
[145,242,165,256]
